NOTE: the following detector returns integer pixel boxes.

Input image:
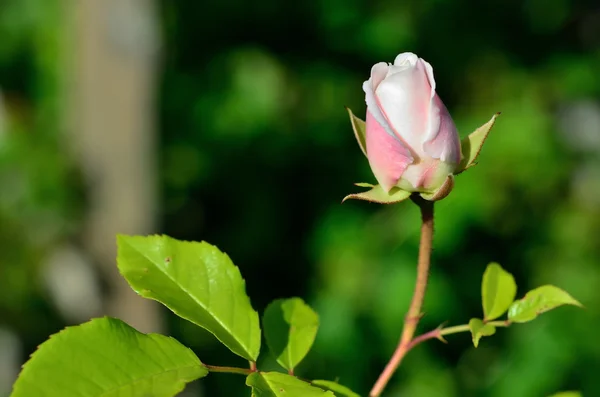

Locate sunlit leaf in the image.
[343,184,411,204]
[468,318,496,348]
[547,392,582,397]
[311,380,361,397]
[117,235,261,361]
[246,372,334,397]
[346,107,367,157]
[263,298,319,371]
[11,317,207,397]
[508,285,582,323]
[482,262,517,321]
[456,113,500,173]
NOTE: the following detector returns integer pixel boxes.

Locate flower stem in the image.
[204,364,253,376]
[369,197,434,397]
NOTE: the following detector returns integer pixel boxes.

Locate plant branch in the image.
[204,364,254,376]
[407,320,513,351]
[441,320,511,336]
[369,197,435,397]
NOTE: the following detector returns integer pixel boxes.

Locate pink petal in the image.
[365,109,413,192]
[363,66,397,140]
[423,94,461,165]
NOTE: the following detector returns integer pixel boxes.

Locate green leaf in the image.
[456,113,500,173]
[547,392,582,397]
[311,380,361,397]
[247,372,335,397]
[468,318,496,348]
[263,298,319,371]
[117,235,261,361]
[481,262,517,321]
[346,107,367,157]
[11,317,207,397]
[343,184,411,204]
[508,285,582,323]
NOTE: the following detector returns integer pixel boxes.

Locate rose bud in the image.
[344,53,499,204]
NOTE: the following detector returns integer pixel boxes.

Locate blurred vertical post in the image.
[65,0,162,333]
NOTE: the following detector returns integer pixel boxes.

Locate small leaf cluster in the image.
[9,237,583,396]
[468,263,582,347]
[10,235,358,397]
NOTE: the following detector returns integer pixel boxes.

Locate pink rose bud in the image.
[363,52,461,194]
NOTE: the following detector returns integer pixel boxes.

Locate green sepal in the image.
[456,113,500,174]
[346,107,367,157]
[420,175,455,201]
[343,184,411,204]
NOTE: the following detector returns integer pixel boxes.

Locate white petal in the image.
[420,58,436,92]
[393,52,418,67]
[363,79,395,139]
[387,62,413,76]
[370,62,389,90]
[374,59,432,157]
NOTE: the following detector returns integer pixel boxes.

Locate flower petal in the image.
[363,73,396,140]
[423,94,461,165]
[393,52,418,67]
[365,109,413,192]
[374,58,432,158]
[370,62,389,90]
[420,58,436,93]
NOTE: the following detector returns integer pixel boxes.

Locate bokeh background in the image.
[1,0,599,396]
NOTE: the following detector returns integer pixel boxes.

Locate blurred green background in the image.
[0,0,599,396]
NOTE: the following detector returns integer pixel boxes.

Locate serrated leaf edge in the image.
[117,234,261,361]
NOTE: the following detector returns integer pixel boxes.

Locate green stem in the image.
[488,320,512,327]
[204,364,253,376]
[441,320,510,336]
[408,320,512,351]
[369,197,435,397]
